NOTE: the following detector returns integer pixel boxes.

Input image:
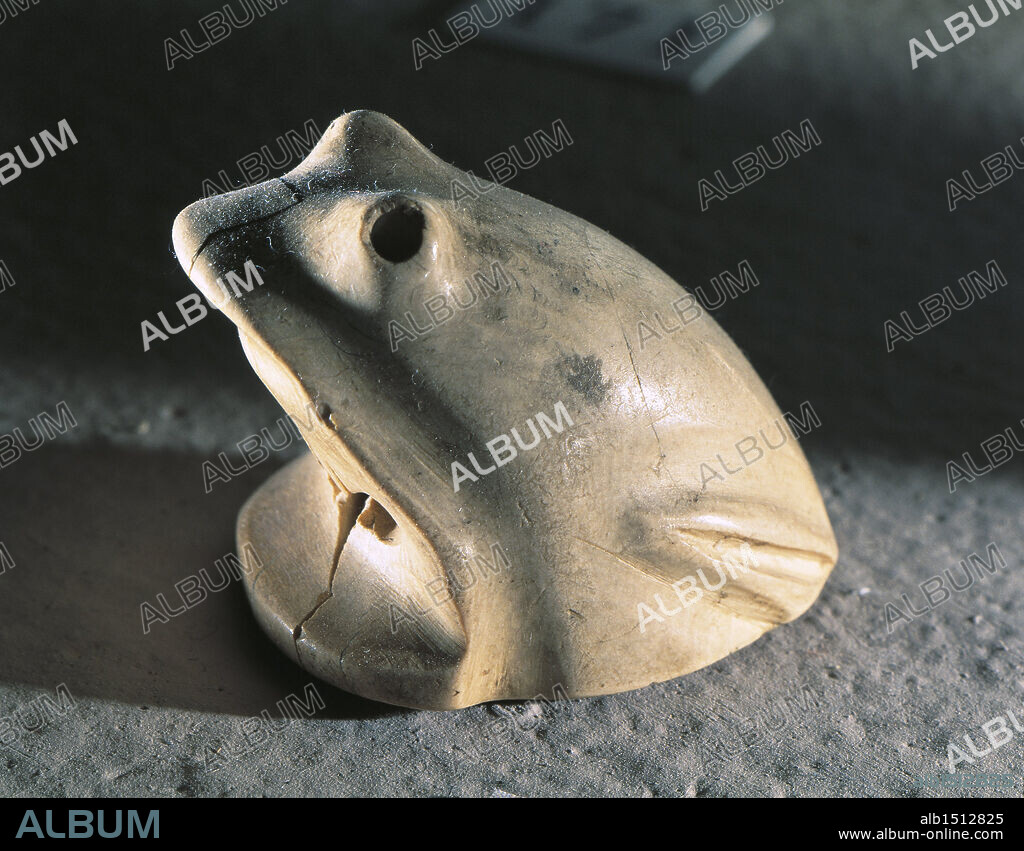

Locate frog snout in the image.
[172,179,300,275]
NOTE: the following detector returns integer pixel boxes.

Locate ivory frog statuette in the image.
[172,111,838,710]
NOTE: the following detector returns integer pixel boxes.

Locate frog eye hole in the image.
[368,199,425,263]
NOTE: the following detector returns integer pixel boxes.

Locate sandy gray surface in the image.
[0,0,1022,796]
